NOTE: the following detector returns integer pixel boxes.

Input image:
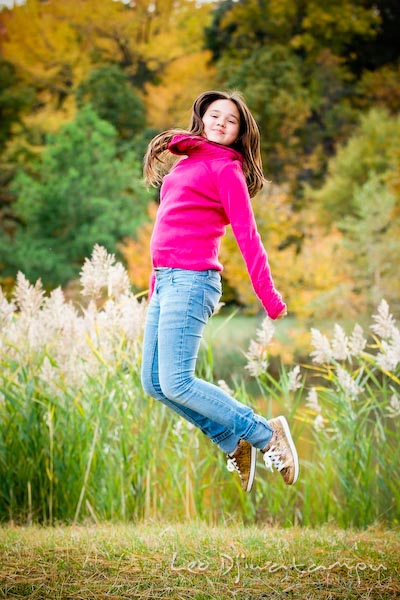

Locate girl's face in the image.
[201,99,240,147]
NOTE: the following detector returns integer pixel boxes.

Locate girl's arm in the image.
[218,161,286,320]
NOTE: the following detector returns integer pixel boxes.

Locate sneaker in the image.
[226,439,257,492]
[262,416,299,485]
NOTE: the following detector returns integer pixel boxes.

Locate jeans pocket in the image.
[202,286,222,320]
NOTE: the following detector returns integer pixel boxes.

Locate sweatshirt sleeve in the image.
[217,161,286,319]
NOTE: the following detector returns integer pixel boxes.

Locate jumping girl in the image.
[141,90,299,492]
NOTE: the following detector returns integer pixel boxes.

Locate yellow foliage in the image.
[22,93,77,136]
[220,183,299,313]
[1,0,214,137]
[1,0,94,91]
[144,51,216,130]
[358,64,400,113]
[220,183,358,320]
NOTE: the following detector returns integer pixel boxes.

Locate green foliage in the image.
[292,0,379,57]
[217,45,360,187]
[76,65,146,140]
[0,106,150,287]
[208,0,396,189]
[349,0,400,71]
[0,57,36,249]
[311,108,400,219]
[307,108,400,313]
[206,0,379,62]
[339,174,400,310]
[218,45,311,181]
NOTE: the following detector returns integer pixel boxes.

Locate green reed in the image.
[246,307,400,527]
[0,247,399,526]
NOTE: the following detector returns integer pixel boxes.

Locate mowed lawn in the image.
[0,522,399,599]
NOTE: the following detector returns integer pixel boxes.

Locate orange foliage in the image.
[119,202,157,293]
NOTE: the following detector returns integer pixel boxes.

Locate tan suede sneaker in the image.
[262,416,299,485]
[227,439,257,492]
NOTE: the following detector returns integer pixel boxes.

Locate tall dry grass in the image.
[0,246,399,526]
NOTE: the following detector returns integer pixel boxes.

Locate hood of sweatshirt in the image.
[168,133,244,164]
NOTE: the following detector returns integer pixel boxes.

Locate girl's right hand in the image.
[276,307,287,319]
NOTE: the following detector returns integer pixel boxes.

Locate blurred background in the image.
[1,1,399,526]
[0,0,399,363]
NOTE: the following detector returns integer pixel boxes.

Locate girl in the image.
[141,90,299,492]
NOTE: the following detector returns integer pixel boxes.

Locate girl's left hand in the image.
[276,307,287,319]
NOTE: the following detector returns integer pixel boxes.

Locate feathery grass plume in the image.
[310,328,333,364]
[331,324,350,361]
[371,299,397,340]
[370,300,400,374]
[0,288,15,325]
[245,341,268,376]
[287,365,302,391]
[313,414,325,431]
[217,379,234,395]
[5,273,46,358]
[305,387,321,413]
[376,336,400,373]
[335,365,364,399]
[386,393,400,418]
[12,272,45,316]
[0,246,151,524]
[245,317,275,376]
[80,244,131,300]
[348,323,367,356]
[256,316,275,346]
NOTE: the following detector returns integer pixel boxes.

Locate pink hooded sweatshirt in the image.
[149,134,286,320]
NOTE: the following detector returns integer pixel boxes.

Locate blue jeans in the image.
[141,268,273,454]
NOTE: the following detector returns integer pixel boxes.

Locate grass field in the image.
[1,523,399,599]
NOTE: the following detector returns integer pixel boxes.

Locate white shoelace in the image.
[226,457,241,474]
[263,447,285,473]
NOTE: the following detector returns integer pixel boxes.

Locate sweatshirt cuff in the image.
[262,289,286,320]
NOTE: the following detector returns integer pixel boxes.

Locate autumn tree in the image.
[309,108,400,313]
[0,56,35,251]
[0,57,34,152]
[339,174,400,311]
[311,108,400,220]
[0,0,214,264]
[206,0,398,187]
[0,0,214,113]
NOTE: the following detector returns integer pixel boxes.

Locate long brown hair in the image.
[143,90,266,197]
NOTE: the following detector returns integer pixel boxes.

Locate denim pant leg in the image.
[141,273,237,452]
[142,269,273,453]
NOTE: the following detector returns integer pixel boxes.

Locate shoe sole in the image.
[277,415,299,484]
[246,444,257,492]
